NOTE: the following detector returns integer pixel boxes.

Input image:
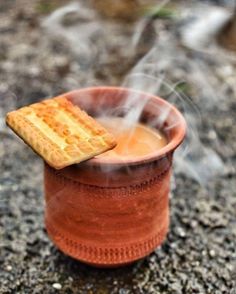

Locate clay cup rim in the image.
[63,86,187,167]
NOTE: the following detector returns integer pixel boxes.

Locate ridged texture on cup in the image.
[44,157,171,267]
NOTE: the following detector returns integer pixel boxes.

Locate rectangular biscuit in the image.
[6,96,116,169]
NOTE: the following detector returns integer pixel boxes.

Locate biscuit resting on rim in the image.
[6,96,116,169]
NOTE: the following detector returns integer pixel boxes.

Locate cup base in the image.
[45,218,169,268]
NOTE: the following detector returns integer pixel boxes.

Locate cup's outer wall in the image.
[44,158,171,266]
[44,87,186,267]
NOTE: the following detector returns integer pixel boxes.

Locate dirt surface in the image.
[0,1,236,293]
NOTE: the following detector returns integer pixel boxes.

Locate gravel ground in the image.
[0,1,236,293]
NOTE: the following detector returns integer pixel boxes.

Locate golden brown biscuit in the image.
[6,96,116,169]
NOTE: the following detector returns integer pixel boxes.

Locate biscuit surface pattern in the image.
[6,97,116,169]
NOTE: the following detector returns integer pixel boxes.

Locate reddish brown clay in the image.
[44,87,186,267]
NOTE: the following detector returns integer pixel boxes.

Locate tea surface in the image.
[96,117,167,159]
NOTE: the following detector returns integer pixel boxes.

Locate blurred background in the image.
[0,0,236,293]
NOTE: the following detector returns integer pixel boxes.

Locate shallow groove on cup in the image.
[46,218,169,265]
[50,165,172,196]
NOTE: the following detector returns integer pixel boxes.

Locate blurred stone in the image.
[61,9,94,26]
[52,283,62,290]
[218,13,236,51]
[6,265,12,272]
[180,6,231,50]
[175,227,186,238]
[91,0,142,21]
[209,249,216,257]
[54,56,71,77]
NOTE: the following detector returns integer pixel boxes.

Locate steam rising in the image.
[119,46,225,186]
[41,1,231,186]
[42,2,100,68]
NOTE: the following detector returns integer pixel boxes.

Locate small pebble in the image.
[6,265,12,271]
[52,283,62,290]
[190,220,198,228]
[176,227,186,238]
[209,250,216,257]
[208,130,217,140]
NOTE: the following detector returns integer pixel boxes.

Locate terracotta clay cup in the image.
[44,87,186,267]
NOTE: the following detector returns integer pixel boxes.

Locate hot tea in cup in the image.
[96,117,167,159]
